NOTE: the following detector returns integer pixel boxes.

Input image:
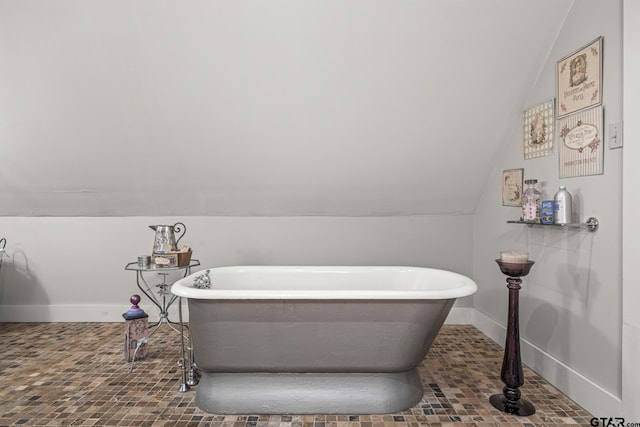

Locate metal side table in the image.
[124,259,201,390]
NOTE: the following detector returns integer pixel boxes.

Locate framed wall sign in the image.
[502,168,523,206]
[556,36,603,118]
[558,106,603,178]
[523,99,555,159]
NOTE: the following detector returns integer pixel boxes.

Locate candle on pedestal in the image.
[500,251,529,264]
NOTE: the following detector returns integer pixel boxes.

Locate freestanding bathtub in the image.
[171,266,477,415]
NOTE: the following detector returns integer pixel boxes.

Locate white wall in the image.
[622,0,640,420]
[0,0,572,217]
[0,215,474,321]
[473,0,623,416]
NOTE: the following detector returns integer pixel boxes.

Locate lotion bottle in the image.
[522,179,542,222]
[553,186,573,224]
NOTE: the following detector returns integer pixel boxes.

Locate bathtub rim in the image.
[171,265,477,300]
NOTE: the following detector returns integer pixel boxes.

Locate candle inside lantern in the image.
[500,251,529,264]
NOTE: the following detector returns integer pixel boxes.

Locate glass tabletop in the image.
[125,259,201,272]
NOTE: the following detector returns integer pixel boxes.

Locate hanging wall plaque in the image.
[523,99,554,159]
[556,37,603,118]
[502,168,523,207]
[558,106,603,178]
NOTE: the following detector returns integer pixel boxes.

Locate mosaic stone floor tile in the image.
[0,323,592,426]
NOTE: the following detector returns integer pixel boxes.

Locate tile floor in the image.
[0,323,592,426]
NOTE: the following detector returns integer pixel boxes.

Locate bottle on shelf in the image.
[522,179,542,222]
[553,186,573,225]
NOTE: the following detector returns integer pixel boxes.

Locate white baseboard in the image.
[2,304,475,324]
[623,323,640,419]
[445,306,475,324]
[0,304,188,323]
[473,309,622,417]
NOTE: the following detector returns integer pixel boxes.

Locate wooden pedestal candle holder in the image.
[490,259,536,416]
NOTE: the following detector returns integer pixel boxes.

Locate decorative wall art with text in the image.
[556,37,603,118]
[558,106,603,178]
[523,99,554,159]
[502,168,523,207]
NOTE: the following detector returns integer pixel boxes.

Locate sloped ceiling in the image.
[0,0,573,216]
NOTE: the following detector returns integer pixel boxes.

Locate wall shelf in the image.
[507,216,599,232]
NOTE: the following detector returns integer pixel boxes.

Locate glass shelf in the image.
[507,216,599,232]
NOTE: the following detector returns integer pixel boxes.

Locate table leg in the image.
[178,296,189,392]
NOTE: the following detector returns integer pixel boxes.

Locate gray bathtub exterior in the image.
[188,298,456,414]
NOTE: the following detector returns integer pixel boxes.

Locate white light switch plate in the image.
[609,121,623,149]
